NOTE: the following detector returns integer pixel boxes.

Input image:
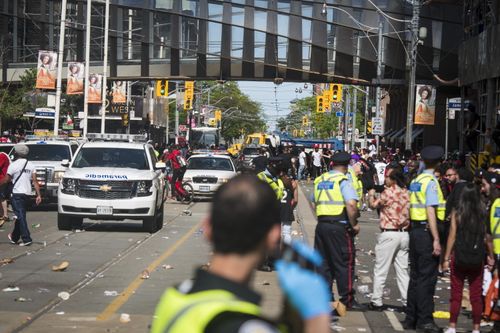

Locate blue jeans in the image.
[10,194,31,243]
[298,165,306,180]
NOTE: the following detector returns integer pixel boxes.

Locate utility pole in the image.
[53,0,67,135]
[344,88,350,151]
[351,86,357,151]
[405,0,421,150]
[175,82,179,144]
[100,0,109,134]
[82,0,92,138]
[375,19,383,155]
[364,86,369,149]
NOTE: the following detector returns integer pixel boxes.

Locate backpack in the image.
[454,224,485,269]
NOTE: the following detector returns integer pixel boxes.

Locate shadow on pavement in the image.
[82,221,147,233]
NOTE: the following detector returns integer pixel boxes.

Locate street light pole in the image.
[82,0,92,138]
[405,0,421,150]
[375,19,383,155]
[53,0,67,135]
[351,86,357,151]
[100,0,109,134]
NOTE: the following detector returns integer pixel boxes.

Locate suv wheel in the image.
[143,216,157,233]
[156,202,164,231]
[58,214,83,230]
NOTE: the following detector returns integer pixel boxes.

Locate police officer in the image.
[403,145,444,333]
[257,156,285,201]
[313,151,363,310]
[150,175,331,333]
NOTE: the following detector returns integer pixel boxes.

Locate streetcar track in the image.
[10,201,196,333]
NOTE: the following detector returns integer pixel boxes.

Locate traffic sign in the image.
[336,111,344,117]
[371,117,384,135]
[447,97,470,110]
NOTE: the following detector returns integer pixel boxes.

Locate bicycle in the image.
[164,169,194,204]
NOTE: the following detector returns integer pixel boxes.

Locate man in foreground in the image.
[151,174,330,333]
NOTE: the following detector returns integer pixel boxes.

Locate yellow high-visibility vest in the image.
[409,173,445,221]
[314,171,348,217]
[257,171,284,200]
[150,287,261,333]
[490,198,500,255]
[348,168,363,209]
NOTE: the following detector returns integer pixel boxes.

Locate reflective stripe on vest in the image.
[490,198,500,254]
[257,172,284,200]
[348,169,363,209]
[150,288,261,333]
[314,172,347,217]
[409,173,445,221]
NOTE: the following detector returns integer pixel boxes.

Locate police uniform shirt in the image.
[312,170,358,222]
[422,169,439,207]
[189,269,279,333]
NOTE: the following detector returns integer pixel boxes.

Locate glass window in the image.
[254,31,266,59]
[254,10,267,32]
[73,148,149,169]
[277,14,289,37]
[232,4,245,26]
[26,144,71,161]
[231,26,244,58]
[208,22,222,56]
[187,157,234,171]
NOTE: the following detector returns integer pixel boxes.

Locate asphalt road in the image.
[0,184,491,333]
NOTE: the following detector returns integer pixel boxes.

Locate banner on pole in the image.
[87,74,102,104]
[66,62,84,95]
[112,81,127,104]
[36,50,57,89]
[414,84,436,125]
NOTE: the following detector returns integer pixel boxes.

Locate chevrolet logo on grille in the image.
[99,185,113,192]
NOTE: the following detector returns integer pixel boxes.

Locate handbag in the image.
[5,160,28,198]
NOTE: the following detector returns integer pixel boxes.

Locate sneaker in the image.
[7,233,17,244]
[368,302,384,311]
[19,241,32,247]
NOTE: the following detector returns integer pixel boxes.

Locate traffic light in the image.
[367,121,372,134]
[316,95,325,113]
[184,81,194,111]
[121,113,129,127]
[330,84,343,103]
[208,118,216,126]
[155,80,168,97]
[302,115,309,126]
[323,92,331,111]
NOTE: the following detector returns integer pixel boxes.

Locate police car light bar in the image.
[25,134,69,141]
[86,133,148,143]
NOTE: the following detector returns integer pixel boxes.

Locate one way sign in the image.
[371,117,384,135]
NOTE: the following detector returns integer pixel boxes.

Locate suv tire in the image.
[156,202,164,231]
[58,213,73,230]
[143,216,157,233]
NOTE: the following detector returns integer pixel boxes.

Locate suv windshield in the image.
[73,148,149,169]
[27,144,71,161]
[187,157,233,171]
[242,148,259,155]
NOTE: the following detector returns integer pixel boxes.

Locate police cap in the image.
[331,151,351,165]
[420,145,444,161]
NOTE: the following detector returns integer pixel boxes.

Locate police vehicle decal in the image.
[85,174,129,180]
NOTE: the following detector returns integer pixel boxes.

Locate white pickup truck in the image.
[57,136,166,233]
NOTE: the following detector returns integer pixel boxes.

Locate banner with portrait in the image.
[87,74,102,104]
[66,62,84,95]
[112,81,127,104]
[414,84,436,125]
[36,50,58,89]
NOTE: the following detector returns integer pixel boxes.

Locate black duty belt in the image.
[318,217,349,227]
[410,220,428,228]
[381,228,408,232]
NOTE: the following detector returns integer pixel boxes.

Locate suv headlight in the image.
[136,180,153,197]
[217,178,229,184]
[54,171,65,183]
[61,178,76,194]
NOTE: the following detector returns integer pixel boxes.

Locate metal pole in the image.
[445,98,449,158]
[364,86,369,149]
[175,82,179,144]
[100,0,110,134]
[351,86,357,151]
[127,9,133,60]
[375,20,383,155]
[405,0,421,150]
[82,0,92,138]
[459,86,465,154]
[53,0,67,135]
[344,89,350,151]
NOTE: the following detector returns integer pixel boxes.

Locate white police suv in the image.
[57,134,166,233]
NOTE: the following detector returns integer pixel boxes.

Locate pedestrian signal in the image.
[155,80,168,97]
[330,84,343,103]
[367,121,372,134]
[121,113,129,127]
[302,116,308,126]
[316,96,325,113]
[214,110,222,122]
[184,81,194,111]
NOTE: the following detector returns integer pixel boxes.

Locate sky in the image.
[237,81,313,130]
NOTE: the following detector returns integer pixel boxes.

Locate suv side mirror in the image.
[61,159,70,167]
[155,162,166,170]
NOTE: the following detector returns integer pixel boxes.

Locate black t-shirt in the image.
[280,180,295,223]
[252,156,268,173]
[186,269,280,333]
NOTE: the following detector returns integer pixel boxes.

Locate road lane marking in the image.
[385,310,404,331]
[97,221,202,321]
